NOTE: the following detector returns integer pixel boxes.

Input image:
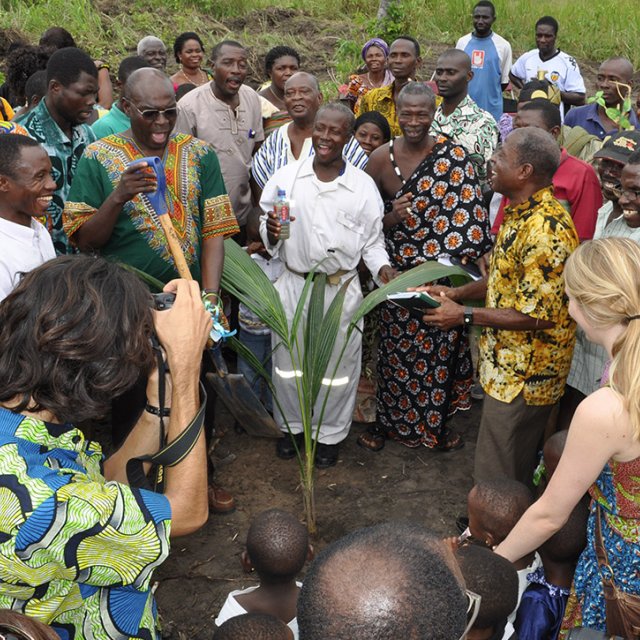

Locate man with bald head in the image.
[564,57,639,139]
[432,48,498,188]
[251,71,367,198]
[297,522,467,640]
[137,35,168,71]
[64,67,238,284]
[419,127,578,487]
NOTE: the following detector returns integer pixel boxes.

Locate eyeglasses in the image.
[457,527,492,549]
[457,589,482,640]
[610,186,640,201]
[127,101,178,121]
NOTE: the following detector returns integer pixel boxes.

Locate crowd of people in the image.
[1,0,640,637]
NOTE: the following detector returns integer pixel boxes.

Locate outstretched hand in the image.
[422,292,465,330]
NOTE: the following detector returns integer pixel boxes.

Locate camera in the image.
[152,292,176,310]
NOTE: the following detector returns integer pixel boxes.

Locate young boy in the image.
[215,509,312,638]
[465,478,541,625]
[213,613,293,640]
[456,544,519,640]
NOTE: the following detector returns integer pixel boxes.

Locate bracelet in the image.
[96,63,110,72]
[202,290,219,304]
[145,403,171,417]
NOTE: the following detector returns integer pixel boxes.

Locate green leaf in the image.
[304,276,352,411]
[118,263,165,292]
[220,239,289,342]
[605,107,621,121]
[350,261,472,327]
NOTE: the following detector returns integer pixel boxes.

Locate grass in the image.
[1,0,639,86]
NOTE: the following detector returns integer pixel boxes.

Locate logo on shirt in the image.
[549,71,560,83]
[471,50,485,68]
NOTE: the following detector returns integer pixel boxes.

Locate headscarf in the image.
[361,38,389,62]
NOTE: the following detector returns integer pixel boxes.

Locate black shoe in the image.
[276,432,304,460]
[315,442,339,469]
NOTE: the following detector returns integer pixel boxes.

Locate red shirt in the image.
[491,148,602,241]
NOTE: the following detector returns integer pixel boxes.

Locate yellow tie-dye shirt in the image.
[479,187,579,405]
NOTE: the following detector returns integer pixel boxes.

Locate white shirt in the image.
[215,583,301,638]
[510,49,585,119]
[259,156,388,278]
[0,217,56,301]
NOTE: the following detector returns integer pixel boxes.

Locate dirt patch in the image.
[154,400,481,638]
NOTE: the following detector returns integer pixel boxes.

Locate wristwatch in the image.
[463,306,474,326]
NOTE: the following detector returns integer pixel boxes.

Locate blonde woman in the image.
[495,237,640,635]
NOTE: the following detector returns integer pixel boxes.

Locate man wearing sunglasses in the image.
[64,67,238,286]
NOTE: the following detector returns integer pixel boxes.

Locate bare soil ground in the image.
[154,398,482,638]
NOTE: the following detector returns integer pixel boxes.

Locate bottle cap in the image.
[277,189,286,197]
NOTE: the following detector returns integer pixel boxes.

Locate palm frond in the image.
[350,262,472,327]
[221,239,290,341]
[119,263,165,292]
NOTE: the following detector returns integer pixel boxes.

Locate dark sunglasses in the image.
[128,101,178,121]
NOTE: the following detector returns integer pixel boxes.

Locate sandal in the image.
[357,425,386,452]
[434,428,464,452]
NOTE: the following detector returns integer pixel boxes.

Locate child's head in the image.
[468,479,533,548]
[541,500,588,564]
[542,430,568,480]
[455,545,519,640]
[242,509,311,583]
[213,613,293,640]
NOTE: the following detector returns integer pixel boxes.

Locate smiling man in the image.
[356,35,422,137]
[251,72,367,198]
[16,47,98,255]
[362,82,492,453]
[259,103,394,468]
[175,40,264,235]
[509,16,585,119]
[456,0,512,122]
[419,128,578,487]
[0,135,56,301]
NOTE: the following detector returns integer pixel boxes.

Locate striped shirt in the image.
[567,201,640,396]
[251,122,368,189]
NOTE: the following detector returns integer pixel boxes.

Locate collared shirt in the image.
[567,200,640,396]
[564,102,640,140]
[492,148,602,241]
[251,122,368,190]
[91,102,131,139]
[259,156,389,278]
[356,83,400,136]
[174,83,264,226]
[0,217,56,301]
[456,31,512,121]
[0,407,171,638]
[431,94,499,185]
[63,132,238,284]
[16,100,96,255]
[479,187,579,405]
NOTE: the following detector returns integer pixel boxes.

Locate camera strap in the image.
[126,337,208,492]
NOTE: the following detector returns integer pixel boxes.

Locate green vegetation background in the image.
[1,0,638,89]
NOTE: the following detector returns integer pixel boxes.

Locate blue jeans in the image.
[237,329,273,413]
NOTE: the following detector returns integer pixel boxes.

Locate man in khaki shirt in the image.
[175,40,264,234]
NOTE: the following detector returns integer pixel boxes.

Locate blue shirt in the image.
[456,31,512,122]
[564,102,640,140]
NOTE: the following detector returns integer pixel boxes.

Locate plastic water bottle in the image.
[274,188,290,240]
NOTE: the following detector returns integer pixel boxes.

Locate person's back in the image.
[214,613,293,640]
[215,509,311,637]
[455,544,519,640]
[515,499,588,640]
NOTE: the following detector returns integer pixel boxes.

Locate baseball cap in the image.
[594,130,640,164]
